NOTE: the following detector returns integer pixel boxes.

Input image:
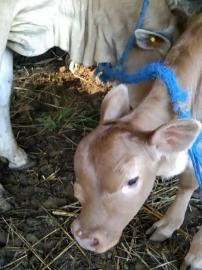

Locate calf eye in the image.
[128,177,139,186]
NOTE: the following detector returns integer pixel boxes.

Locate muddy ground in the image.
[0,49,201,270]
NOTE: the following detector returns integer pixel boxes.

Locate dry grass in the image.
[0,50,201,270]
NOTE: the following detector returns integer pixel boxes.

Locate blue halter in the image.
[95,0,150,81]
[95,0,202,192]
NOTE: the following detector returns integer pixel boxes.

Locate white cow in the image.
[0,0,179,172]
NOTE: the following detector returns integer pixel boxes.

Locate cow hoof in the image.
[9,158,36,170]
[149,231,169,242]
[146,225,168,242]
[180,261,202,270]
[146,221,173,242]
[65,55,79,74]
[69,61,79,74]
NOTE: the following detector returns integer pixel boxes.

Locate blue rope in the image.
[95,0,149,76]
[117,0,149,68]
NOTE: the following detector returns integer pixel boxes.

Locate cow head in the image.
[71,85,201,253]
[102,0,187,108]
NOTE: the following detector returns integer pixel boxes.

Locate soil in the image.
[0,49,201,270]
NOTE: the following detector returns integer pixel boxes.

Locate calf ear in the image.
[135,29,171,55]
[151,119,202,154]
[100,84,130,124]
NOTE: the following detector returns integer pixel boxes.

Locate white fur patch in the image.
[122,185,134,194]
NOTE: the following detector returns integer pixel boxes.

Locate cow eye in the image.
[127,177,139,186]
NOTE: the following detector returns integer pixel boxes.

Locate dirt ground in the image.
[0,49,202,270]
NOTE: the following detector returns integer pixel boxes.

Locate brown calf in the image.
[72,14,202,270]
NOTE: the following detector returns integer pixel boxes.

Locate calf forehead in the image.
[85,126,151,189]
[74,142,94,184]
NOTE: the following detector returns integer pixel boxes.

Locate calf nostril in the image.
[76,229,83,238]
[90,237,99,247]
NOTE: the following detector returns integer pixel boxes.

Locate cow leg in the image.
[146,168,197,241]
[0,48,33,169]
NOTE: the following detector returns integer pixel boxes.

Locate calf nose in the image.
[90,237,99,247]
[75,229,99,247]
[75,229,83,238]
[74,228,99,246]
[71,219,100,250]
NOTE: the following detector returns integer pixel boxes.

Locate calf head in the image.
[71,85,201,253]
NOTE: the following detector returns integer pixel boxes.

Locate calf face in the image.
[71,85,201,252]
[72,125,157,253]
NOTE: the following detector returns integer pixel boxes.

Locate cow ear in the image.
[150,119,201,154]
[135,29,171,55]
[100,84,130,124]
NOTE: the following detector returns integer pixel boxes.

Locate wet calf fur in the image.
[72,15,202,269]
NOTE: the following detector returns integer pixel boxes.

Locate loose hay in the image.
[0,49,201,270]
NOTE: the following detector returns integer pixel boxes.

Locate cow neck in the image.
[124,81,174,132]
